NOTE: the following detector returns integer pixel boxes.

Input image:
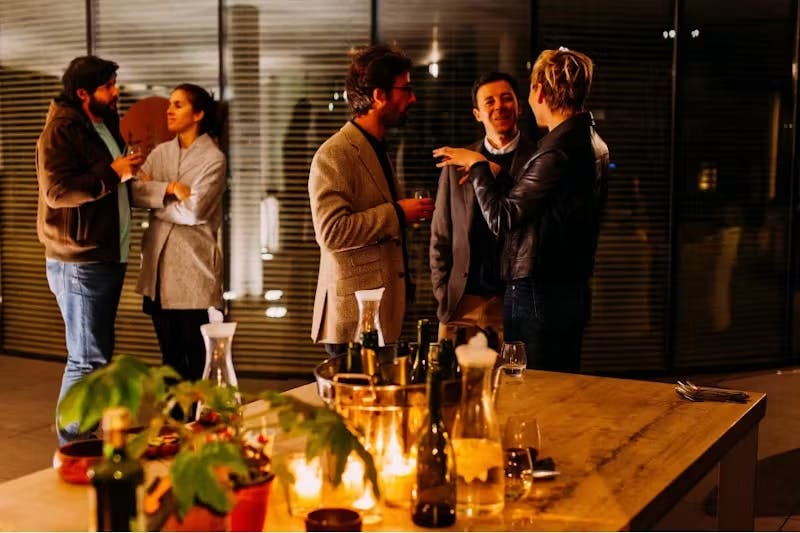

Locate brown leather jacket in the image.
[470,112,609,281]
[36,99,126,262]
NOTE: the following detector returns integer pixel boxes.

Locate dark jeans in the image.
[504,277,590,373]
[47,259,126,445]
[149,306,208,381]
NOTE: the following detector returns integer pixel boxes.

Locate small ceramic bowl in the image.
[53,438,103,484]
[305,508,362,532]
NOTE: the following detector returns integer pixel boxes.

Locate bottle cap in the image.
[101,406,131,432]
[455,332,497,368]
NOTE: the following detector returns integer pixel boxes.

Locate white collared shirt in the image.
[483,130,521,155]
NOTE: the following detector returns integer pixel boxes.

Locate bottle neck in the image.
[103,428,127,457]
[427,371,443,423]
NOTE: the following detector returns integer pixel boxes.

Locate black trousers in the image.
[145,297,208,381]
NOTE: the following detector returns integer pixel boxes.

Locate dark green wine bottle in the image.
[89,407,144,532]
[361,330,381,383]
[411,319,437,384]
[346,341,362,373]
[411,366,456,528]
[438,338,456,381]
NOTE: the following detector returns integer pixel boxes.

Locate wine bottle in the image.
[411,319,437,384]
[361,330,382,384]
[346,341,362,373]
[89,407,144,532]
[438,338,456,381]
[411,366,457,528]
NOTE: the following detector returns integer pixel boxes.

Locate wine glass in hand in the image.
[413,188,431,223]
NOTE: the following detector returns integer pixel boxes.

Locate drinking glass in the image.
[501,415,538,502]
[499,341,527,377]
[412,188,431,226]
[413,188,430,200]
[126,144,142,157]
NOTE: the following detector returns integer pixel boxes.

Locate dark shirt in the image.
[349,120,414,302]
[350,120,399,202]
[464,146,515,297]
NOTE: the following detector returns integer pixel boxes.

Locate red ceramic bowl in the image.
[53,438,103,484]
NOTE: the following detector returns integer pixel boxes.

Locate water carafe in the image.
[353,287,385,346]
[450,332,504,517]
[197,310,240,420]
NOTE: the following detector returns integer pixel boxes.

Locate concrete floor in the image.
[1,353,799,530]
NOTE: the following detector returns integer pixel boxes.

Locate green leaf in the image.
[132,432,152,460]
[168,441,249,517]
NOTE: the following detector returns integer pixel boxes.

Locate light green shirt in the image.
[92,122,130,263]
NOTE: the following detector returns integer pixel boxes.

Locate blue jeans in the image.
[46,260,126,444]
[504,277,590,373]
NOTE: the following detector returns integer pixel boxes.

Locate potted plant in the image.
[57,355,379,530]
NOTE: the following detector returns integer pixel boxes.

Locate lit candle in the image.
[382,454,416,508]
[341,457,377,512]
[381,432,416,508]
[288,456,322,515]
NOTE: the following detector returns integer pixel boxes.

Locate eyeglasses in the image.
[390,85,415,94]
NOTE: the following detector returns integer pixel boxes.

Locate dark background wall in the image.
[0,0,797,375]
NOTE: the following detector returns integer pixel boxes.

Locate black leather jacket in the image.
[469,112,609,281]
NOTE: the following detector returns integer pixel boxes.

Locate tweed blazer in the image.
[131,134,226,309]
[309,122,407,345]
[429,135,537,323]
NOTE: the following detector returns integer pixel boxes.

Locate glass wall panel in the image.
[378,0,532,339]
[674,0,793,367]
[0,1,86,356]
[537,0,674,371]
[93,0,220,363]
[223,0,371,372]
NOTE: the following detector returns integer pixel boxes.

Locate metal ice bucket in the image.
[313,354,460,453]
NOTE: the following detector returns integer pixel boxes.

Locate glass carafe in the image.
[353,287,385,346]
[450,333,504,517]
[197,321,241,420]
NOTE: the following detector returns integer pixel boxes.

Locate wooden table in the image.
[0,371,765,531]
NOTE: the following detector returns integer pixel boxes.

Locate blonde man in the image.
[433,49,609,372]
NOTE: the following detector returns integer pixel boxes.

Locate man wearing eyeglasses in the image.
[309,44,434,356]
[430,72,536,347]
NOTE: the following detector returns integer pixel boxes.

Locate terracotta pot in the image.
[230,475,275,532]
[53,438,103,484]
[161,504,228,532]
[160,475,274,532]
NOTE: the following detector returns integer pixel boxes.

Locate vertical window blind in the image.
[536,0,674,372]
[674,1,793,367]
[92,0,221,365]
[377,0,532,341]
[0,0,87,357]
[223,0,370,373]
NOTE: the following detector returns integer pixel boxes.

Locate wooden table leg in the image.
[717,425,758,530]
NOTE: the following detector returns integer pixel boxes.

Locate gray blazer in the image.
[429,135,537,323]
[131,134,226,309]
[309,122,407,345]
